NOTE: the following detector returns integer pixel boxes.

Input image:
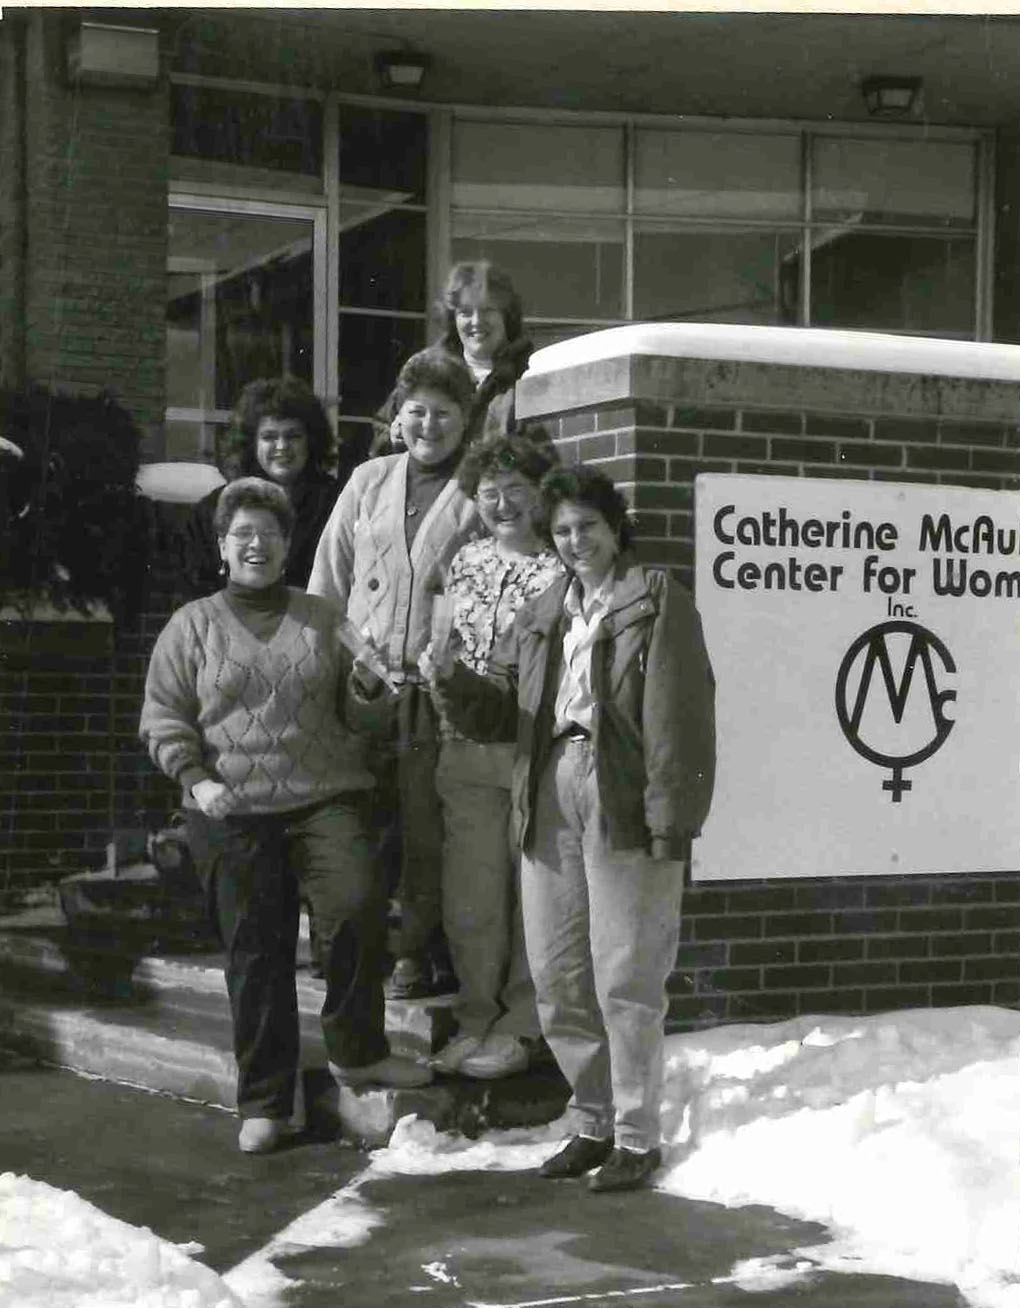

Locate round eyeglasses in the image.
[226,527,285,544]
[476,485,534,509]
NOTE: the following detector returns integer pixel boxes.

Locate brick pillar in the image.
[21,12,169,436]
[517,348,1020,594]
[515,334,1020,1029]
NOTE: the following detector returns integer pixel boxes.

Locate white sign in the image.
[692,473,1020,880]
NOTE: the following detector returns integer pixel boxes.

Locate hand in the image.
[418,643,455,688]
[650,836,672,862]
[192,779,233,819]
[351,657,384,698]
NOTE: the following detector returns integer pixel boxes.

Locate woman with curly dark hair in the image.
[182,376,360,599]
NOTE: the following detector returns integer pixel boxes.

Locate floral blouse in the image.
[439,535,562,743]
[445,536,563,678]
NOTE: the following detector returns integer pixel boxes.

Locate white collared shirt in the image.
[553,572,616,735]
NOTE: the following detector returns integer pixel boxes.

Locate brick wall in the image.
[518,348,1020,1030]
[1,505,181,902]
[0,13,174,902]
[0,18,27,388]
[20,12,168,437]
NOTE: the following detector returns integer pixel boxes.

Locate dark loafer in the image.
[385,955,431,999]
[588,1146,662,1192]
[539,1134,613,1179]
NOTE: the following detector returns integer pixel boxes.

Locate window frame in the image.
[167,74,995,454]
[166,191,330,447]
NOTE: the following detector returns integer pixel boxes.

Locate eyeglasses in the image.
[476,485,534,508]
[226,527,285,544]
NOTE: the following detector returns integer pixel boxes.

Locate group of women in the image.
[140,259,717,1193]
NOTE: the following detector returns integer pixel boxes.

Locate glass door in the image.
[166,195,327,464]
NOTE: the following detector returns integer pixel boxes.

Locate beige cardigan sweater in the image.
[307,453,479,676]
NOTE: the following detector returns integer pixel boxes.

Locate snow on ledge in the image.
[526,323,1020,383]
[136,462,225,505]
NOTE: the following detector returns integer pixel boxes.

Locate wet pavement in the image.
[0,1051,968,1307]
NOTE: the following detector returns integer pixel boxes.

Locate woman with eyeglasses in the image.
[141,477,432,1157]
[424,429,563,1081]
[182,377,359,600]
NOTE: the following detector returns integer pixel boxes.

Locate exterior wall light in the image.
[67,21,160,89]
[861,76,924,118]
[374,51,430,92]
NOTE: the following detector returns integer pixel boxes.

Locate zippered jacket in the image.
[432,556,716,860]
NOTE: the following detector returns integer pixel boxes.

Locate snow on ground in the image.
[6,1006,1019,1307]
[0,1172,241,1308]
[228,1005,1020,1308]
[655,1006,1020,1308]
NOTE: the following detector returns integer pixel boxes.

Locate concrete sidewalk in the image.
[0,1050,965,1308]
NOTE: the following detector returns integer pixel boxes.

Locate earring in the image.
[219,559,228,578]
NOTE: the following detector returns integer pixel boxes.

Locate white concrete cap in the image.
[526,323,1020,383]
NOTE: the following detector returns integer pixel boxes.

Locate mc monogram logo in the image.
[834,620,957,802]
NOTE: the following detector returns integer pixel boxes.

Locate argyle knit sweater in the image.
[139,590,374,814]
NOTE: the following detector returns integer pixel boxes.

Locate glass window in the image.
[166,207,315,459]
[812,138,976,228]
[453,214,624,320]
[339,206,426,312]
[339,104,427,203]
[172,86,322,176]
[635,130,801,221]
[453,121,624,214]
[634,227,799,324]
[809,233,975,335]
[337,312,425,431]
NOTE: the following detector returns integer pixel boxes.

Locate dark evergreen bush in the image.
[0,387,147,620]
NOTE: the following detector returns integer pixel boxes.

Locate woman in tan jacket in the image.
[423,465,716,1192]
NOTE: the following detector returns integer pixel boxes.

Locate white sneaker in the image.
[431,1033,483,1074]
[238,1117,285,1154]
[460,1034,531,1080]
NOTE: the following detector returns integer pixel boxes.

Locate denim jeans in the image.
[186,791,389,1120]
[520,737,684,1151]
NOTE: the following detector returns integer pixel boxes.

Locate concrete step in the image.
[0,922,457,1059]
[0,908,570,1146]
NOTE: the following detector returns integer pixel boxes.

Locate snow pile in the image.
[0,1173,241,1308]
[366,1006,1020,1308]
[657,1006,1020,1307]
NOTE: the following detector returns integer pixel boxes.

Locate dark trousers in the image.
[185,793,389,1120]
[369,683,447,960]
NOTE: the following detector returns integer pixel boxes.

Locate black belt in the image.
[558,724,591,744]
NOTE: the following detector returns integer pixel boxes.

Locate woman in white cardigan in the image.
[308,348,481,999]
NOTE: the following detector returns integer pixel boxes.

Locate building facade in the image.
[2,8,1019,1025]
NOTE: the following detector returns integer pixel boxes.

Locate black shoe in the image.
[429,962,459,996]
[539,1134,613,1179]
[588,1146,662,1193]
[385,955,431,999]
